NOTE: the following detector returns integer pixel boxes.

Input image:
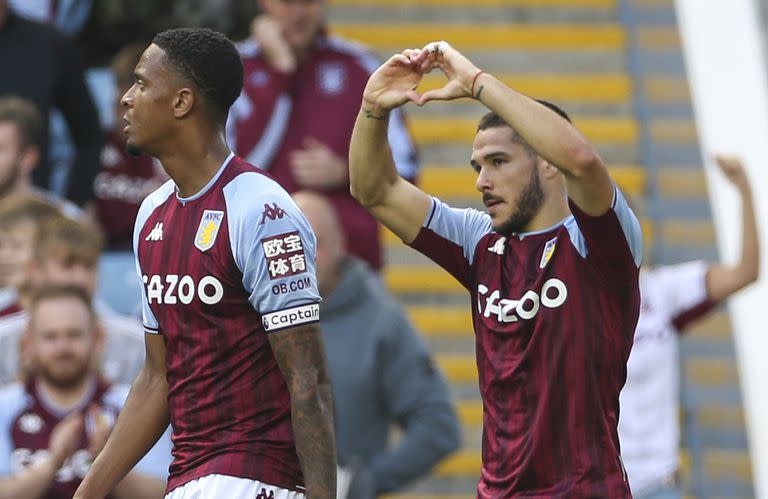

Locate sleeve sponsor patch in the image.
[262,303,320,332]
[261,231,307,279]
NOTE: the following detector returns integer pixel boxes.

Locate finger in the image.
[404,89,422,105]
[417,86,460,106]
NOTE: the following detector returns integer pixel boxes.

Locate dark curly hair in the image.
[152,28,243,122]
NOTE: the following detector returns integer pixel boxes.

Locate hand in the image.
[250,15,296,73]
[290,138,347,190]
[86,405,113,458]
[409,41,483,105]
[49,413,83,468]
[361,49,425,115]
[715,154,750,191]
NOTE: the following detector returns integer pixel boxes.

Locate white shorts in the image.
[165,474,305,499]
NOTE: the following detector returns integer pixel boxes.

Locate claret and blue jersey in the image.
[133,153,321,494]
[409,186,643,498]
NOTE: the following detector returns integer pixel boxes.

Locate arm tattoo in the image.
[364,109,388,121]
[475,85,485,100]
[269,324,336,498]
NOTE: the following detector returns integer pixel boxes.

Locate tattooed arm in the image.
[349,50,431,244]
[269,323,336,499]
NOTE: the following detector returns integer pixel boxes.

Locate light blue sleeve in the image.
[0,384,31,476]
[103,385,172,479]
[224,173,321,332]
[420,196,493,265]
[133,182,175,335]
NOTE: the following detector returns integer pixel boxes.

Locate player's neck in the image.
[523,197,571,233]
[37,374,96,412]
[158,134,231,198]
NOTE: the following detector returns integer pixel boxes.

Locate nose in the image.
[120,88,133,109]
[475,166,491,193]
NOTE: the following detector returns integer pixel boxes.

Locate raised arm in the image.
[349,51,432,244]
[705,155,760,302]
[269,323,336,499]
[74,333,170,498]
[412,41,614,216]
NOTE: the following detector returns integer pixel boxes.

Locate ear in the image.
[172,88,195,119]
[19,146,39,176]
[538,157,561,180]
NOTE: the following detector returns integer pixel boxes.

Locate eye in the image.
[471,163,481,173]
[492,158,504,167]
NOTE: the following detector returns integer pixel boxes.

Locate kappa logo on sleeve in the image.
[262,231,307,279]
[259,202,285,224]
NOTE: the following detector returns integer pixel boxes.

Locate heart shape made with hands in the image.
[403,41,479,107]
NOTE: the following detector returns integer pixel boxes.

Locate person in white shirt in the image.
[619,155,760,498]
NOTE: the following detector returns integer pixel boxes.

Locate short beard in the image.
[38,360,89,390]
[494,167,545,236]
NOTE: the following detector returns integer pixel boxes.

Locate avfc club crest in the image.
[539,236,557,269]
[317,62,346,95]
[195,210,224,252]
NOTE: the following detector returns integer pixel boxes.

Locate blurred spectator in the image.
[0,0,102,207]
[228,0,419,271]
[293,191,460,498]
[93,43,168,250]
[0,214,145,386]
[8,0,92,37]
[0,197,62,318]
[0,97,83,218]
[619,156,760,498]
[0,285,170,498]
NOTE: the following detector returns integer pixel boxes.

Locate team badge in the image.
[317,63,346,95]
[539,236,558,269]
[18,413,44,434]
[262,231,307,280]
[194,210,224,252]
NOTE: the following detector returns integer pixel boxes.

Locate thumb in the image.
[416,85,459,106]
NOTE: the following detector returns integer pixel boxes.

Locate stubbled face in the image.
[261,0,326,54]
[0,123,24,197]
[29,296,94,389]
[472,126,545,236]
[120,44,178,157]
[0,220,35,289]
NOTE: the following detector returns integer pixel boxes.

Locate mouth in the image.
[123,115,131,132]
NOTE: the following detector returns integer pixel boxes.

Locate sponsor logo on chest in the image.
[143,274,224,305]
[477,278,568,323]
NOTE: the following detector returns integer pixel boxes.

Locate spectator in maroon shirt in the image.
[93,43,168,250]
[227,0,419,271]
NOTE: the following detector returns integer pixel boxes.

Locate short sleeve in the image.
[645,261,714,331]
[224,173,321,332]
[408,196,492,288]
[568,185,643,280]
[133,184,174,335]
[0,384,30,476]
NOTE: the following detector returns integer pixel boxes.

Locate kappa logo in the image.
[259,202,285,224]
[145,222,163,241]
[256,489,275,499]
[18,413,44,434]
[488,237,506,255]
[194,210,224,252]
